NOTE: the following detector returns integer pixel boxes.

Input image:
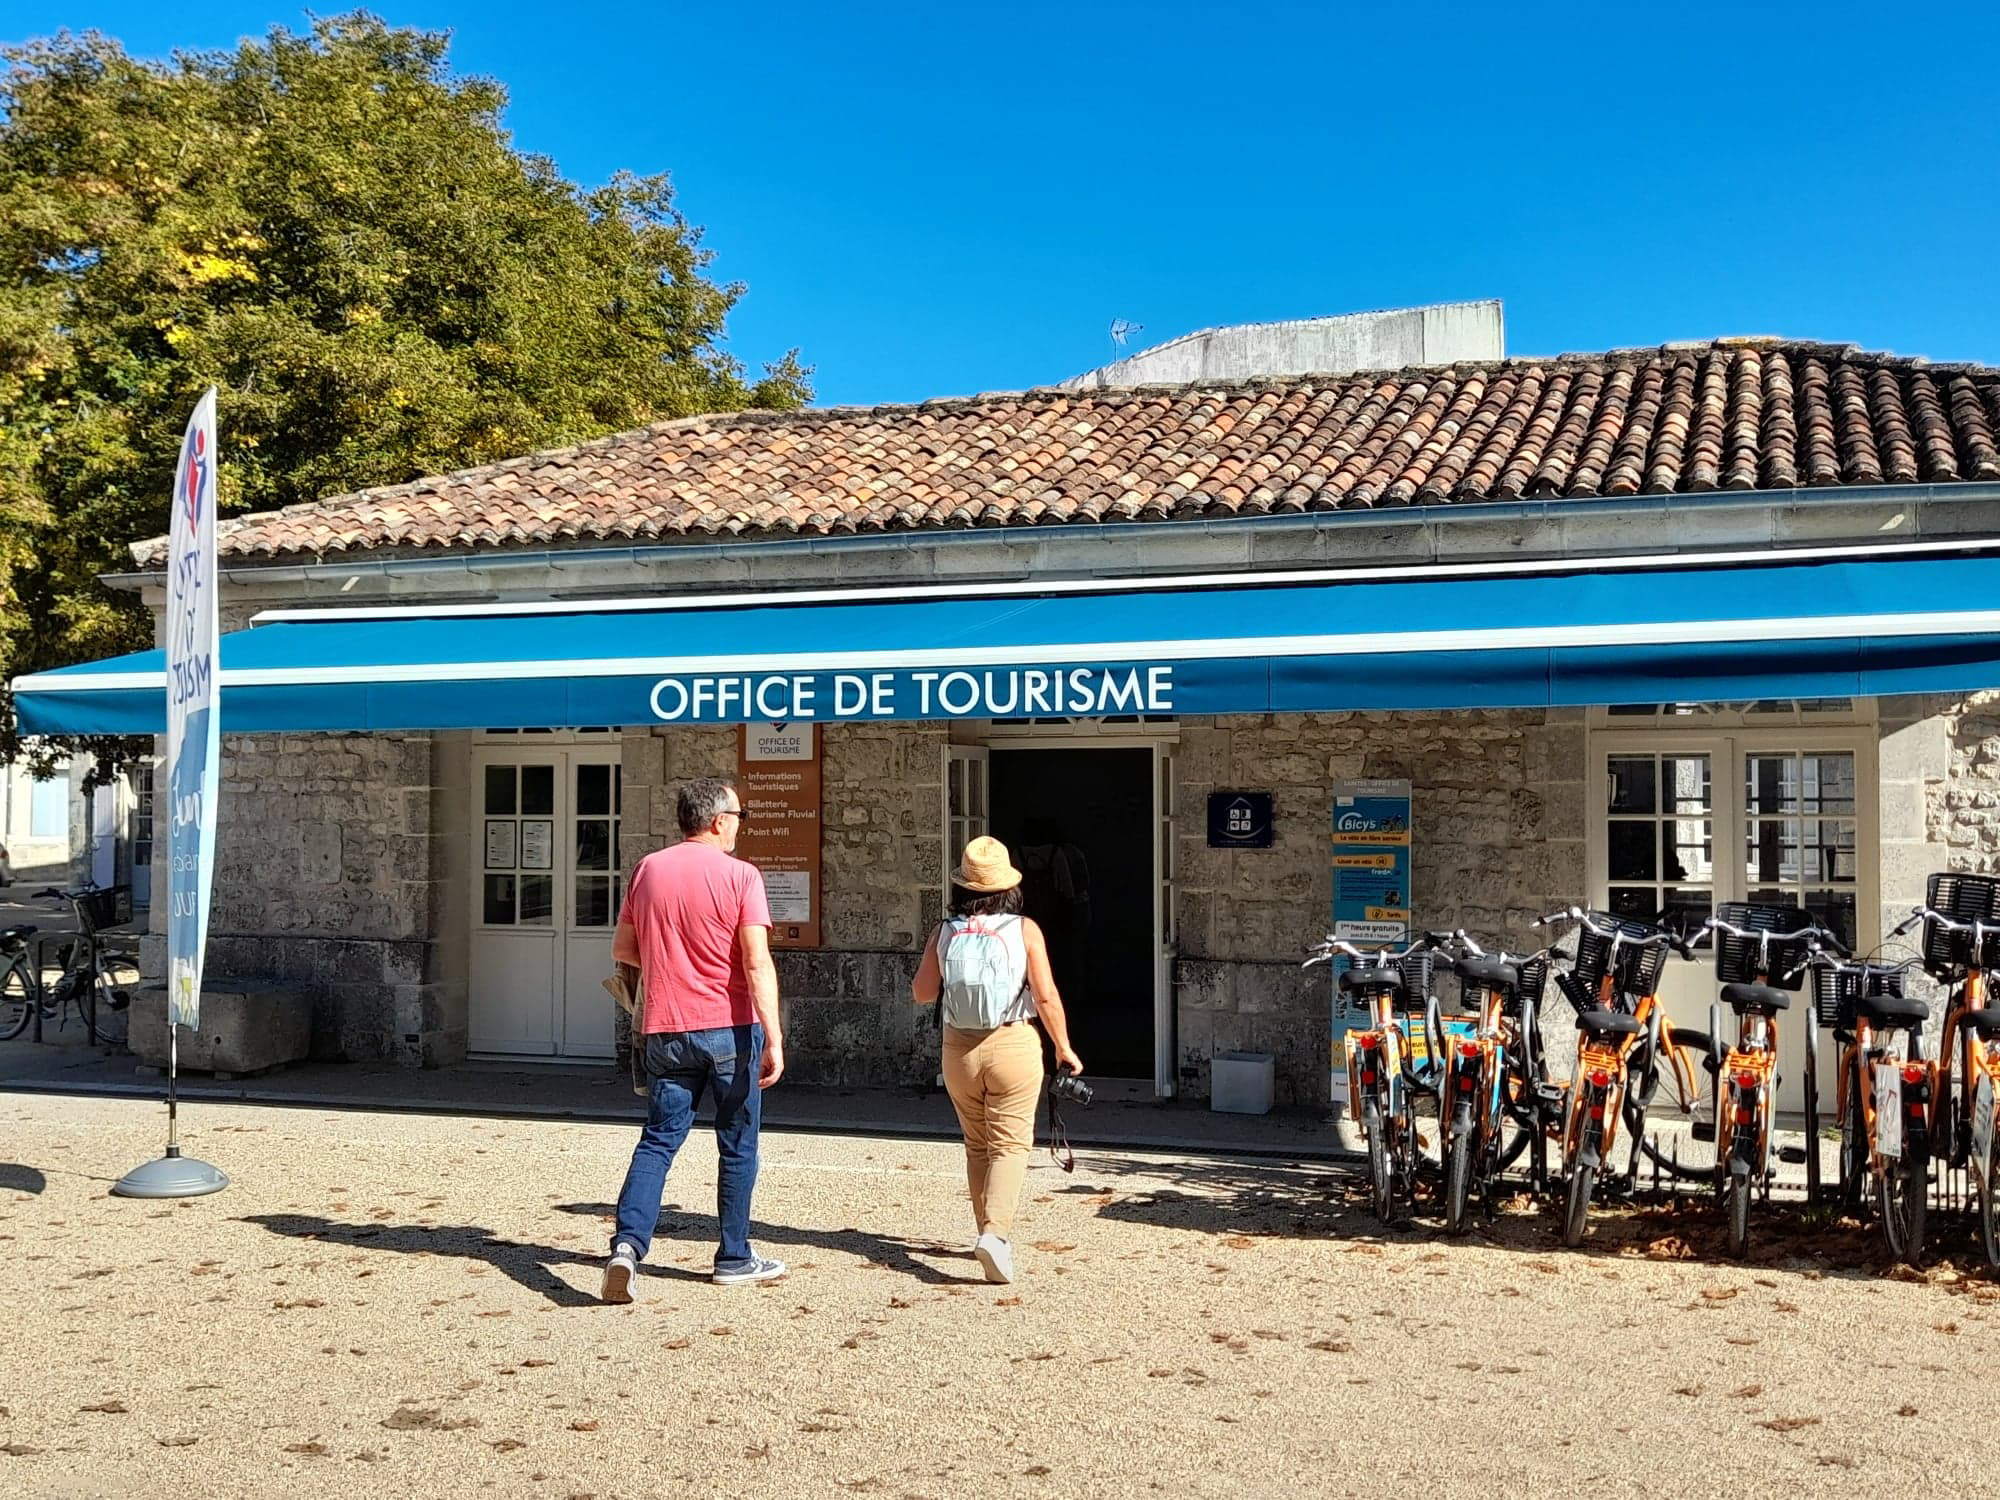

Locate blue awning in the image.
[17,548,2000,735]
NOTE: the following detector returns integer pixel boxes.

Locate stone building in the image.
[18,338,2000,1112]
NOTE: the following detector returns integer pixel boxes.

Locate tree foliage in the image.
[0,13,809,773]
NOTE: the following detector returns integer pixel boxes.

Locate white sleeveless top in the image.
[938,914,1038,1027]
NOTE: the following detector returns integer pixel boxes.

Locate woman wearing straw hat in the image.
[912,834,1084,1285]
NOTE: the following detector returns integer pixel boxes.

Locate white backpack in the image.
[938,914,1029,1030]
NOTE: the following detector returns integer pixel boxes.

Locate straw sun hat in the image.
[954,835,1022,893]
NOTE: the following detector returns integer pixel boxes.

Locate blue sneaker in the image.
[712,1254,786,1286]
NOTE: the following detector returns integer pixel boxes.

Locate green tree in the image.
[0,13,809,773]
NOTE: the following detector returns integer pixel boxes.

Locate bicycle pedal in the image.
[1690,1120,1717,1143]
[1777,1144,1808,1165]
[109,991,130,1011]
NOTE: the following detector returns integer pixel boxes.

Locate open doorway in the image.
[990,747,1155,1080]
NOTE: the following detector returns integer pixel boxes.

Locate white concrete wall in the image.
[1061,300,1504,389]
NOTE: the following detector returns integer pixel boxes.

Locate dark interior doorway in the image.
[990,747,1154,1081]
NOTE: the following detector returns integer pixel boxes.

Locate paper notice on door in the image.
[762,870,812,924]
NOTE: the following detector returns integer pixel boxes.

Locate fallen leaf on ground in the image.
[569,1420,600,1433]
[1700,1287,1739,1302]
[80,1401,128,1414]
[157,1436,198,1447]
[283,1442,329,1456]
[1731,1385,1763,1399]
[1307,1339,1352,1353]
[1759,1416,1821,1433]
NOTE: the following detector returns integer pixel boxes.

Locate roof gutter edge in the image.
[97,479,2000,594]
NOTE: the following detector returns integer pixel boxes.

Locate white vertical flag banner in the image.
[166,388,220,1031]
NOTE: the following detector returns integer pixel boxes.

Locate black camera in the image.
[1049,1070,1094,1107]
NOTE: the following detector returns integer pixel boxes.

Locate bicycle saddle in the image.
[1962,1008,2000,1039]
[1578,1008,1644,1038]
[1454,955,1521,993]
[1857,993,1928,1029]
[1339,966,1405,996]
[0,923,35,948]
[1721,981,1790,1015]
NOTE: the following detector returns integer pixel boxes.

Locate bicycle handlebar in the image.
[1534,904,1693,960]
[1783,941,1919,984]
[1890,904,2000,946]
[1701,915,1848,958]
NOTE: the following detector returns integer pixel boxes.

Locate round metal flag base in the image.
[111,1151,230,1199]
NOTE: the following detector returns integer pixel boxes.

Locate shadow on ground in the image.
[550,1201,985,1287]
[0,1162,46,1194]
[242,1213,604,1308]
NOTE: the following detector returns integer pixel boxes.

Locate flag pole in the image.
[113,389,227,1199]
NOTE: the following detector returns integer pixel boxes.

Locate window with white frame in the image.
[1591,705,1874,954]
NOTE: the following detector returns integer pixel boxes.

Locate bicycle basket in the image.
[1395,949,1437,1011]
[78,887,124,932]
[1572,911,1671,1000]
[1711,900,1810,990]
[1516,954,1551,1011]
[1923,872,2000,972]
[1812,961,1907,1029]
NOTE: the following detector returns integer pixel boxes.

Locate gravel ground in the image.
[1,1094,1997,1499]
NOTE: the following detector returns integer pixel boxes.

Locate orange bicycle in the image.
[1791,939,1930,1262]
[1697,906,1838,1258]
[1532,907,1695,1246]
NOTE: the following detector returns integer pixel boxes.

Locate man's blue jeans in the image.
[612,1024,763,1272]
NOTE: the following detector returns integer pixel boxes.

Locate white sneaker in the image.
[974,1232,1014,1285]
[601,1244,638,1304]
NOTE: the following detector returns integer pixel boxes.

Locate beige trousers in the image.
[941,1022,1044,1237]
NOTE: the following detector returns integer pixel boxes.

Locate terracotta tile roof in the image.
[135,339,2000,565]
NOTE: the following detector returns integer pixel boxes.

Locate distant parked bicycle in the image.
[1788,938,1930,1262]
[0,885,134,1047]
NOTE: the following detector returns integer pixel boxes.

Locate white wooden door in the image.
[470,747,623,1059]
[560,757,623,1058]
[943,745,989,897]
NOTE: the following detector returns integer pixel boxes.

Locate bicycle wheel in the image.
[0,956,31,1041]
[1879,1153,1927,1265]
[1725,1171,1752,1259]
[1443,1115,1475,1233]
[1838,1054,1867,1215]
[1363,1098,1393,1223]
[1563,1159,1596,1247]
[1633,1028,1720,1183]
[1976,1119,2000,1273]
[86,971,129,1048]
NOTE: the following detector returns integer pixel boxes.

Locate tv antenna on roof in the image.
[1109,318,1144,348]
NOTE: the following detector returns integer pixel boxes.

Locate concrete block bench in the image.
[129,982,313,1079]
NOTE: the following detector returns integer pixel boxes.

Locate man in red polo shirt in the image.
[602,777,785,1303]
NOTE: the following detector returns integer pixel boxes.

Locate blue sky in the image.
[11,2,2000,407]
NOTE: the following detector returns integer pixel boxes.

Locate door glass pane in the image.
[521,765,555,816]
[1608,886,1658,922]
[1607,756,1657,814]
[1804,889,1859,951]
[576,819,610,871]
[575,876,611,928]
[484,766,516,815]
[1660,887,1713,938]
[1802,754,1856,815]
[519,875,553,926]
[1663,756,1711,814]
[614,764,623,816]
[1663,820,1712,884]
[483,874,516,926]
[1744,820,1793,884]
[576,764,611,816]
[1745,755,1793,815]
[1608,822,1657,881]
[948,759,965,818]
